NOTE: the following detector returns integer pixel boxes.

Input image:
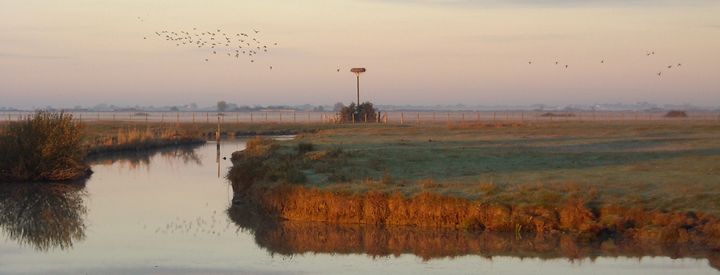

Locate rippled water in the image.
[0,139,717,274]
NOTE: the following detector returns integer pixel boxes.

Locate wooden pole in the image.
[356,74,360,106]
[400,112,404,124]
[216,115,221,142]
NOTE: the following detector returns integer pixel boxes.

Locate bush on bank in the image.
[0,112,90,183]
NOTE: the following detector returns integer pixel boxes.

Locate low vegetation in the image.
[0,112,90,182]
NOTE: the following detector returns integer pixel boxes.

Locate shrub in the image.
[381,170,394,185]
[540,112,575,117]
[664,110,688,118]
[0,112,90,182]
[297,142,314,154]
[338,102,378,123]
[243,137,278,158]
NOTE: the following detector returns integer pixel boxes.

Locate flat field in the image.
[275,121,720,215]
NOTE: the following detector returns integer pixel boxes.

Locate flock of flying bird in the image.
[145,26,278,70]
[140,18,685,78]
[528,50,683,79]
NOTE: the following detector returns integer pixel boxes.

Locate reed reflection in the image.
[0,183,87,251]
[227,203,720,270]
[87,144,203,171]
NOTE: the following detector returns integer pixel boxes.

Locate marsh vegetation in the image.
[0,112,89,182]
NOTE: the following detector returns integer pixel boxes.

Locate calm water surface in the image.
[0,139,717,274]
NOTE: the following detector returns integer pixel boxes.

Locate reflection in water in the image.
[228,204,720,271]
[87,144,203,170]
[0,183,87,251]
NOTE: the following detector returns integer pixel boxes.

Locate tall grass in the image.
[87,126,204,154]
[0,112,89,182]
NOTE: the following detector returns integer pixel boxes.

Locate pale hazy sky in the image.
[1,0,719,108]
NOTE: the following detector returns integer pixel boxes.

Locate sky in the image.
[1,0,719,109]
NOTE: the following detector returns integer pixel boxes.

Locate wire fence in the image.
[1,111,718,124]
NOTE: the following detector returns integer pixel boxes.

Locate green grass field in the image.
[268,121,720,214]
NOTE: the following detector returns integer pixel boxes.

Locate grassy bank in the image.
[82,121,361,139]
[228,121,720,244]
[84,124,205,155]
[234,121,720,214]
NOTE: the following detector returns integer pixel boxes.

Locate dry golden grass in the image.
[233,120,720,215]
